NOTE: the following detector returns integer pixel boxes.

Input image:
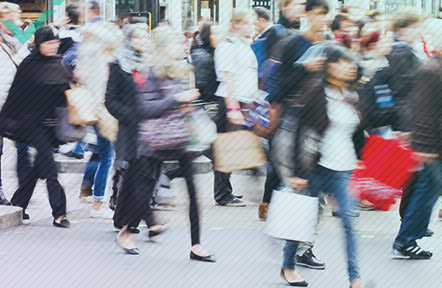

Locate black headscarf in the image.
[0,25,71,144]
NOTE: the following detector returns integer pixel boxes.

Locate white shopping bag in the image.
[266,188,318,242]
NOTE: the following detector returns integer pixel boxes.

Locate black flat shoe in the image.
[53,219,70,228]
[128,227,140,234]
[190,251,216,263]
[115,236,140,255]
[280,269,308,287]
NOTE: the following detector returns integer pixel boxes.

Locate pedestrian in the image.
[0,2,29,206]
[75,20,120,217]
[282,44,365,288]
[191,22,222,103]
[211,9,258,207]
[110,26,214,261]
[269,0,330,271]
[391,18,442,260]
[0,25,71,227]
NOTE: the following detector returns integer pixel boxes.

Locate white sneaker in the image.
[90,206,114,219]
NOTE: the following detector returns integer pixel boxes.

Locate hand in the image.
[356,160,365,170]
[175,89,200,103]
[286,177,308,190]
[303,57,327,72]
[227,110,245,126]
[414,152,439,165]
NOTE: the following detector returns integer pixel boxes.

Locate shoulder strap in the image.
[0,41,19,68]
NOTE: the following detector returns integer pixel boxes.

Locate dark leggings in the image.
[115,151,201,246]
[11,128,66,219]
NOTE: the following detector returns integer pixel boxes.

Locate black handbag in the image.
[55,107,87,143]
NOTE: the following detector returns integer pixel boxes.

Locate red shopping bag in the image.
[361,135,418,190]
[349,170,401,211]
[349,135,419,211]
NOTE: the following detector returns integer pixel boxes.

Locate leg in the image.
[395,161,442,247]
[16,143,31,187]
[71,142,86,155]
[33,135,67,219]
[0,136,10,205]
[178,152,201,246]
[81,153,99,196]
[399,173,418,219]
[325,168,360,282]
[92,134,113,203]
[11,145,38,210]
[282,241,299,270]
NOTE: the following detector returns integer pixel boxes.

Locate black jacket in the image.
[0,52,70,146]
[385,43,419,131]
[191,45,219,102]
[410,55,442,156]
[105,61,143,162]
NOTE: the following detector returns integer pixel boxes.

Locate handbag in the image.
[55,107,87,143]
[213,130,267,173]
[138,109,189,150]
[96,103,119,142]
[266,187,318,242]
[186,108,217,150]
[65,85,98,126]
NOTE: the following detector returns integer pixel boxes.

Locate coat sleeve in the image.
[105,63,142,126]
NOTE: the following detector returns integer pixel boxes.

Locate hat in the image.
[34,25,59,49]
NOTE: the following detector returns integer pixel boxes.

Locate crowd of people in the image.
[1,0,442,287]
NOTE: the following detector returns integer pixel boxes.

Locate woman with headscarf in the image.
[0,25,71,227]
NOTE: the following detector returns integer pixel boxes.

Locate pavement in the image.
[0,139,442,288]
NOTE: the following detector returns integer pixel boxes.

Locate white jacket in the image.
[0,30,29,110]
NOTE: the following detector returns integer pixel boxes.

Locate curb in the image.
[0,206,23,230]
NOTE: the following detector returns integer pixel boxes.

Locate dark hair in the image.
[323,44,362,88]
[88,1,100,12]
[306,0,329,13]
[392,8,422,32]
[331,14,349,31]
[200,22,215,49]
[66,4,80,25]
[254,7,271,21]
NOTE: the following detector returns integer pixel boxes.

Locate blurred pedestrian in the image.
[282,45,365,288]
[392,18,442,260]
[0,2,29,206]
[0,26,71,227]
[211,9,259,207]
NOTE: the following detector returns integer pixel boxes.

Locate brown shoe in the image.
[258,202,269,220]
[80,185,93,197]
[439,209,442,220]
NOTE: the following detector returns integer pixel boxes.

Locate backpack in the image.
[360,67,397,130]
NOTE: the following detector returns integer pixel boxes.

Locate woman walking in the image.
[107,25,214,261]
[281,45,365,288]
[0,26,71,227]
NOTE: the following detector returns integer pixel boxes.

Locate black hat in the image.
[34,25,59,50]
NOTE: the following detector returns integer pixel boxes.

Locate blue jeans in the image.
[309,165,359,281]
[395,159,442,247]
[72,142,86,155]
[82,153,99,189]
[282,241,300,270]
[90,134,113,202]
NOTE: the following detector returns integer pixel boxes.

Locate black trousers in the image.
[211,97,238,205]
[11,127,67,219]
[114,151,201,246]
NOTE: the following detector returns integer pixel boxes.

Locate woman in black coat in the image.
[0,26,71,227]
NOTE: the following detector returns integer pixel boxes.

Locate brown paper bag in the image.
[213,130,267,173]
[96,103,119,142]
[65,86,98,126]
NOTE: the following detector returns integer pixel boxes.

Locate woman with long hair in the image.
[282,45,365,288]
[108,25,214,261]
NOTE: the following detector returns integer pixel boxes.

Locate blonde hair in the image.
[151,26,193,80]
[228,9,256,35]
